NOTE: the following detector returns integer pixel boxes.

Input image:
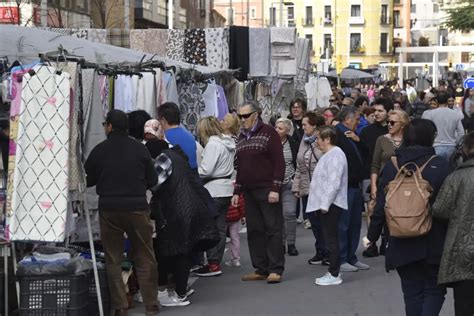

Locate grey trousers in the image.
[282,183,297,245]
[206,197,232,264]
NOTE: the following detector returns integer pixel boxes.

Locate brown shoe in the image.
[266,273,282,284]
[241,272,268,281]
[146,304,160,315]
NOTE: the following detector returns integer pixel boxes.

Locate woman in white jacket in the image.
[194,116,236,277]
[307,126,348,286]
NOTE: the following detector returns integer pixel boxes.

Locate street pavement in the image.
[130,222,454,316]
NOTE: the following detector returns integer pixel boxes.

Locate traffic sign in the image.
[464,77,474,89]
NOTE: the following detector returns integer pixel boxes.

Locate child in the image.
[225,194,245,267]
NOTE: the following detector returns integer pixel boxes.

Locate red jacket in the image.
[226,194,245,222]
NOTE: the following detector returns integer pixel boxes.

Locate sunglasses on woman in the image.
[237,111,256,119]
[388,120,400,126]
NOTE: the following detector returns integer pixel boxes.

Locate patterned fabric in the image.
[282,140,295,184]
[184,29,207,66]
[147,29,168,57]
[270,27,296,44]
[178,83,205,133]
[107,29,130,48]
[150,153,173,190]
[205,28,228,69]
[130,29,147,52]
[98,75,109,118]
[295,38,310,93]
[71,29,88,39]
[46,28,72,36]
[9,65,71,242]
[166,29,185,62]
[88,29,107,44]
[249,28,270,77]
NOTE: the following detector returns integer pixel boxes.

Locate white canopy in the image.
[0,25,227,74]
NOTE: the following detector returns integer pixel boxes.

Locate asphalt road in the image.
[130,222,454,316]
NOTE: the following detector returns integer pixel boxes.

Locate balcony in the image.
[380,16,391,25]
[394,20,403,28]
[380,46,393,55]
[349,16,365,25]
[324,17,332,25]
[350,46,365,55]
[302,18,314,26]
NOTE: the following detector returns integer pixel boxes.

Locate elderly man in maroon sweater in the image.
[231,101,286,284]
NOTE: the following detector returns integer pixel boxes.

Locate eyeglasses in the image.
[388,120,400,125]
[329,99,336,102]
[237,111,256,119]
[102,121,107,127]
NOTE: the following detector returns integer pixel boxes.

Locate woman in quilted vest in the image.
[364,119,453,316]
[291,112,326,264]
[432,132,474,316]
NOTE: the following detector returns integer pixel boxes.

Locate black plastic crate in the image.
[88,269,110,315]
[18,272,91,316]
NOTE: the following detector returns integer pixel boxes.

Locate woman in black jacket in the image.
[364,119,452,316]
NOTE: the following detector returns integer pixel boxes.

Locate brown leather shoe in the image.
[146,304,160,315]
[266,273,282,284]
[241,272,268,281]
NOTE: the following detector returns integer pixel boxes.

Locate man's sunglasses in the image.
[237,112,256,119]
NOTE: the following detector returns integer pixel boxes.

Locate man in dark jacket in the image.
[85,110,159,316]
[335,106,370,273]
[231,101,285,284]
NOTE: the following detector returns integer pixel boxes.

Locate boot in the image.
[379,239,387,256]
[287,244,299,256]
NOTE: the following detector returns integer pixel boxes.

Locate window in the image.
[394,10,401,28]
[323,34,332,58]
[305,6,313,25]
[410,4,416,13]
[269,7,276,26]
[380,33,388,53]
[305,34,313,51]
[381,4,388,23]
[287,6,295,26]
[351,5,361,17]
[350,33,361,52]
[433,4,439,13]
[250,6,257,19]
[461,52,469,63]
[324,5,331,23]
[199,0,206,17]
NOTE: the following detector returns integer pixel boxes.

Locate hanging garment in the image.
[163,70,179,105]
[295,38,310,93]
[184,29,207,66]
[178,83,205,133]
[224,78,244,112]
[8,65,70,242]
[147,29,168,57]
[270,27,296,44]
[256,82,273,124]
[98,75,110,118]
[135,72,156,117]
[272,80,295,118]
[130,29,147,52]
[271,45,296,59]
[107,29,130,48]
[205,28,228,69]
[114,75,135,113]
[154,68,167,107]
[88,29,107,44]
[216,85,229,120]
[167,29,185,62]
[305,76,332,110]
[229,26,249,81]
[249,28,270,77]
[201,84,219,118]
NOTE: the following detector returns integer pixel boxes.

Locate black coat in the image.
[151,148,219,257]
[85,132,157,211]
[367,146,452,271]
[360,122,388,179]
[335,124,366,186]
[287,135,299,169]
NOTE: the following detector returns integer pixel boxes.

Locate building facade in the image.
[213,0,264,27]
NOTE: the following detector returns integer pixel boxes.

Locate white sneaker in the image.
[158,289,168,300]
[133,291,143,303]
[353,261,370,270]
[296,218,303,224]
[304,219,312,229]
[186,288,195,297]
[340,263,359,272]
[315,272,343,286]
[225,259,241,267]
[159,291,190,307]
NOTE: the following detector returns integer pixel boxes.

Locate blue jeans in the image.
[397,261,446,316]
[338,187,363,265]
[302,196,327,256]
[434,145,456,161]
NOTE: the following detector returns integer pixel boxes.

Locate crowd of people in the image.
[84,82,474,316]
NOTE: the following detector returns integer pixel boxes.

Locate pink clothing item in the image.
[227,221,241,261]
[144,119,160,138]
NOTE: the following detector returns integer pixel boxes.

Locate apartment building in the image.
[213,0,264,27]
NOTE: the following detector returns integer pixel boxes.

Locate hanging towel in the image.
[114,75,135,113]
[229,26,249,81]
[154,68,167,107]
[135,72,156,117]
[167,29,185,62]
[163,70,179,105]
[295,38,310,93]
[205,28,228,69]
[249,28,270,77]
[270,27,296,44]
[271,44,296,59]
[184,29,207,66]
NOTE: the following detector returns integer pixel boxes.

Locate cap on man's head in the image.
[106,110,129,132]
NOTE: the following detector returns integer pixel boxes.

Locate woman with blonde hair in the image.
[365,109,410,257]
[275,117,300,255]
[195,116,236,277]
[220,113,240,137]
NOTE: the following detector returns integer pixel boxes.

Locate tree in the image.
[91,0,124,28]
[443,0,474,32]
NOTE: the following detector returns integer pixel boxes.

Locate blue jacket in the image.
[367,146,452,271]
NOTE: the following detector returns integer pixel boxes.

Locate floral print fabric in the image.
[184,29,207,66]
